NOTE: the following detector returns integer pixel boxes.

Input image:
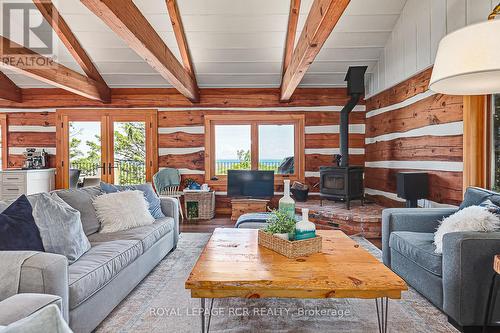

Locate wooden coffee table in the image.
[185,228,407,333]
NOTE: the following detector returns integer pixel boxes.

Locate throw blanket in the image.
[0,251,38,301]
[153,168,181,193]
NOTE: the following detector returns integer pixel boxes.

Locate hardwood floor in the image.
[180,216,383,249]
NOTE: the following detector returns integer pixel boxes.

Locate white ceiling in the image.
[0,0,407,89]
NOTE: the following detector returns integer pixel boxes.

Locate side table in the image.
[484,255,500,332]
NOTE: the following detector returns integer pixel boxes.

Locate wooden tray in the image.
[258,229,322,258]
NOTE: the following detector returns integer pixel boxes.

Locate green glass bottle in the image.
[279,179,295,219]
[295,208,316,240]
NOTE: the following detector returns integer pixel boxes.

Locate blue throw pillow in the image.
[479,199,500,214]
[0,195,44,251]
[100,182,165,219]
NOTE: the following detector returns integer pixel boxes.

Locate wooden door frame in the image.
[56,109,158,189]
[463,96,489,193]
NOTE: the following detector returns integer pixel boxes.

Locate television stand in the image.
[231,198,270,221]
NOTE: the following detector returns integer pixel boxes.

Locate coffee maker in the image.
[23,148,49,169]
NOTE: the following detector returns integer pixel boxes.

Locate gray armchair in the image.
[382,187,500,332]
[0,294,62,326]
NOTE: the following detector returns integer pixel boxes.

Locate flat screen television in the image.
[227,170,274,199]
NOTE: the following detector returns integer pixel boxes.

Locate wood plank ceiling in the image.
[0,0,406,97]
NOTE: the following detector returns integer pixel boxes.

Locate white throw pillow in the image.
[434,206,500,253]
[93,190,155,233]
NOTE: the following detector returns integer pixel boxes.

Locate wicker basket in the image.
[183,191,215,220]
[258,230,322,258]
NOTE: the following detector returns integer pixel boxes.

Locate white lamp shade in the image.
[429,19,500,95]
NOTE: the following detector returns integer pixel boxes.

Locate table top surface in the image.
[185,228,407,299]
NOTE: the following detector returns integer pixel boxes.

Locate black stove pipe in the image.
[339,66,368,168]
[339,93,361,167]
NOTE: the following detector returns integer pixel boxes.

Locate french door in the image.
[56,109,158,189]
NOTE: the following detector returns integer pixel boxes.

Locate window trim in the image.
[204,114,305,185]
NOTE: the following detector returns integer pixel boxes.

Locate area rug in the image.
[95,233,458,333]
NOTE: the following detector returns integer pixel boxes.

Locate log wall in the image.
[0,87,365,215]
[364,68,464,206]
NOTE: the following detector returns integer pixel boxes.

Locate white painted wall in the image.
[366,0,496,97]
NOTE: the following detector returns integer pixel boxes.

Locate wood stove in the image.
[320,166,364,209]
[319,66,367,209]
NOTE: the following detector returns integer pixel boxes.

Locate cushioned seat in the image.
[389,231,442,277]
[88,217,174,251]
[68,240,142,309]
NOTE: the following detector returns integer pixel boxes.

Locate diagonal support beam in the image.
[0,36,109,102]
[33,0,110,103]
[0,71,22,102]
[280,0,350,101]
[166,0,197,83]
[282,0,301,77]
[81,0,199,102]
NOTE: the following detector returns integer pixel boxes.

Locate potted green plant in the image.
[265,210,296,240]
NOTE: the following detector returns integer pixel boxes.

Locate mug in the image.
[201,184,209,191]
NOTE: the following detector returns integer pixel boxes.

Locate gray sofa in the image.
[382,187,500,332]
[0,186,179,333]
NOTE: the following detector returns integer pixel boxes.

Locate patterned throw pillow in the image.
[0,195,44,251]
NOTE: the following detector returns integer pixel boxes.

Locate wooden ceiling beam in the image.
[81,0,199,102]
[166,0,196,83]
[0,36,109,102]
[0,71,22,102]
[33,0,110,103]
[280,0,350,101]
[282,0,301,77]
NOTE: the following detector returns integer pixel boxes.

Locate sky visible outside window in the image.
[215,124,294,161]
[70,122,100,156]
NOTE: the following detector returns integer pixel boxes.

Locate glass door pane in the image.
[68,121,103,188]
[112,121,146,185]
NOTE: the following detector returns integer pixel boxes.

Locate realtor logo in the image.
[2,2,53,54]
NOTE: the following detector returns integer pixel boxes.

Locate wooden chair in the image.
[153,169,184,221]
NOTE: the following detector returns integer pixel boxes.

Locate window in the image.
[205,114,305,182]
[491,95,500,190]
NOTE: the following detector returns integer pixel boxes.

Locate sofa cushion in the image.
[88,217,174,251]
[389,231,442,277]
[68,239,142,309]
[53,186,103,236]
[460,187,500,210]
